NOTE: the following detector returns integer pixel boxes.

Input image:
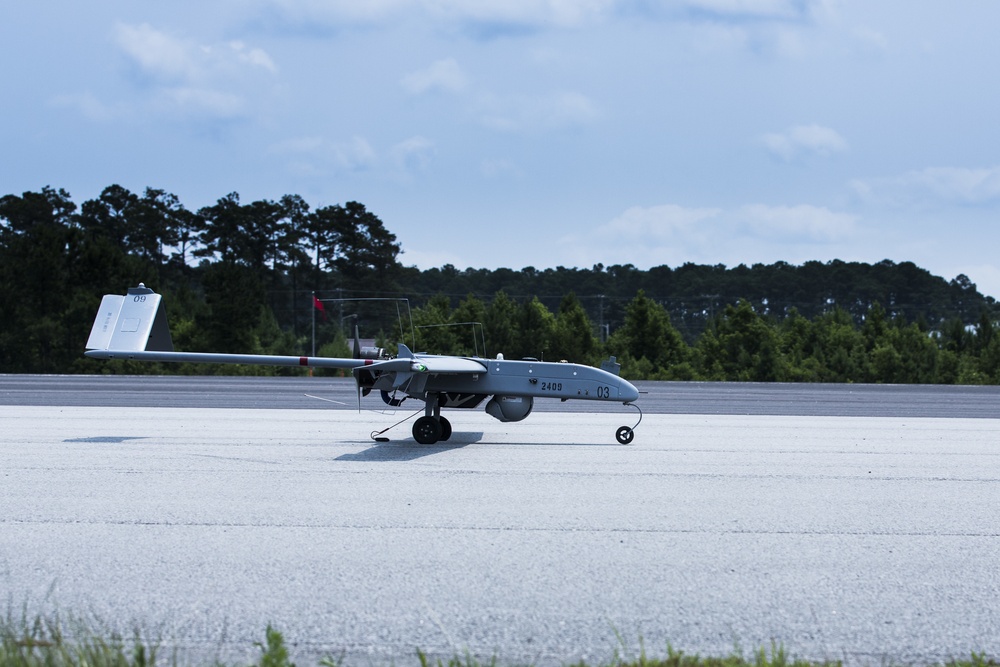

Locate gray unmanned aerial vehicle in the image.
[85,284,642,444]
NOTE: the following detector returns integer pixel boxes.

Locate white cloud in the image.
[331,136,378,171]
[248,0,613,33]
[251,0,826,36]
[391,136,435,172]
[268,135,378,174]
[426,0,615,29]
[541,91,601,127]
[115,22,201,83]
[739,204,857,242]
[852,25,889,55]
[401,59,468,95]
[49,92,118,122]
[480,158,520,179]
[269,135,326,155]
[852,166,1000,208]
[917,167,1000,204]
[229,41,278,73]
[556,204,722,267]
[266,131,394,183]
[761,124,848,161]
[478,91,600,132]
[851,166,1000,207]
[557,201,860,269]
[112,22,277,119]
[157,87,246,118]
[682,0,811,20]
[115,23,276,82]
[247,0,412,26]
[596,204,722,242]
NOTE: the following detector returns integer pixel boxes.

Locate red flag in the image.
[313,296,327,320]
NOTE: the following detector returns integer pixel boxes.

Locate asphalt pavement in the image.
[4,374,1000,418]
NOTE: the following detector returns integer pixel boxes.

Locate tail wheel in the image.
[413,416,443,444]
[616,426,634,445]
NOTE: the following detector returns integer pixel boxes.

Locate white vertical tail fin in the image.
[86,284,173,352]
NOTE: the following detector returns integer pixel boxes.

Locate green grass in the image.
[1,614,996,667]
[1,612,161,667]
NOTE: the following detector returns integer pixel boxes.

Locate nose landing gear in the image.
[615,402,642,445]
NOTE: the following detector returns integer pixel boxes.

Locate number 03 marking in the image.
[597,386,611,399]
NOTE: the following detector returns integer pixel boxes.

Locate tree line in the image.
[2,185,998,383]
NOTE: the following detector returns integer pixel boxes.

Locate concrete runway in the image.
[1,378,999,666]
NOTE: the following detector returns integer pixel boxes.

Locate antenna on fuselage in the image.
[321,297,415,352]
[415,321,488,358]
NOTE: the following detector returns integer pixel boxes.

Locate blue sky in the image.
[4,1,1000,296]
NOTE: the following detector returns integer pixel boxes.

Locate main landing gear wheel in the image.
[413,416,442,444]
[438,417,452,442]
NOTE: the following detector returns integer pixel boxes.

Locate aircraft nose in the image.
[620,378,640,403]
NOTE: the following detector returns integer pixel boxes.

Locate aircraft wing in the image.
[84,348,377,370]
[408,354,488,374]
[84,285,413,371]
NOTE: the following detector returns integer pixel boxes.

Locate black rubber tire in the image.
[413,416,443,444]
[616,426,635,445]
[439,417,452,442]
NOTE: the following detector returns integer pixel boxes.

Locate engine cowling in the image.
[485,395,533,422]
[358,345,385,360]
